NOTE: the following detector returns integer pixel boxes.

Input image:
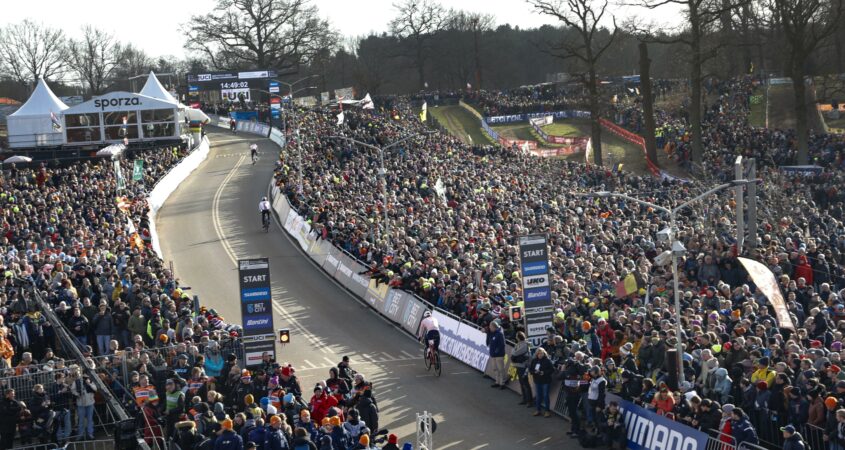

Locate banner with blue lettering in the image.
[239,258,276,367]
[619,400,708,450]
[520,234,553,345]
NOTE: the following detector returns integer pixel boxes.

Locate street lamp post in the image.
[272,75,319,193]
[579,180,758,386]
[327,133,430,251]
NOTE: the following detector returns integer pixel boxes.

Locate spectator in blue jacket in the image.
[215,418,244,450]
[487,321,506,388]
[730,408,758,448]
[266,415,289,450]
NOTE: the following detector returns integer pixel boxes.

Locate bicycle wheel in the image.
[433,351,441,377]
[424,347,432,371]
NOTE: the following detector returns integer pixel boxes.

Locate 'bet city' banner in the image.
[238,258,276,366]
[519,234,553,345]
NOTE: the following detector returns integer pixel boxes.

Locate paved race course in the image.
[157,129,571,449]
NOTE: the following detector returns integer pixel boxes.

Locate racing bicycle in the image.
[424,339,441,376]
[262,212,270,232]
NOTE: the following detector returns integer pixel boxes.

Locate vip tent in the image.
[6,78,69,148]
[141,71,209,125]
[62,91,181,145]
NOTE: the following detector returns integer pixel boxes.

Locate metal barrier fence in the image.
[706,435,737,450]
[64,439,117,450]
[803,423,825,450]
[748,408,785,450]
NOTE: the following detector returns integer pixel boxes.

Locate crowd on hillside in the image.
[268,79,845,449]
[464,87,593,116]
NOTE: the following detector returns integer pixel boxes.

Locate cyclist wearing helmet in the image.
[418,310,440,354]
[250,143,258,164]
[259,196,271,225]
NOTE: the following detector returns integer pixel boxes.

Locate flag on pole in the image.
[50,111,62,131]
[419,101,427,122]
[521,141,530,154]
[466,82,472,90]
[424,82,429,89]
[336,110,345,125]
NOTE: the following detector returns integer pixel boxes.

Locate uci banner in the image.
[618,400,708,450]
[238,258,276,366]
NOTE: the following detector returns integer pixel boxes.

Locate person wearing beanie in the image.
[353,433,372,450]
[265,415,288,450]
[718,404,734,447]
[215,418,243,450]
[309,384,338,426]
[754,381,771,410]
[382,433,400,450]
[329,414,350,449]
[729,408,759,448]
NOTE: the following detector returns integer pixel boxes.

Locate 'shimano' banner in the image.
[619,400,708,450]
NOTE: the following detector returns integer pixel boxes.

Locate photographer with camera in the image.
[70,368,98,440]
[50,371,74,445]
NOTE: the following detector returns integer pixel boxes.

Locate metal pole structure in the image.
[273,75,319,194]
[577,179,757,385]
[416,411,433,450]
[735,156,745,254]
[748,159,758,253]
[327,133,429,252]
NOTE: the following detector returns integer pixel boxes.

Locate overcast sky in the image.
[0,0,681,59]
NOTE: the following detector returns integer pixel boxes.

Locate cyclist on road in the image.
[229,118,236,133]
[250,144,258,164]
[418,310,440,356]
[259,196,271,226]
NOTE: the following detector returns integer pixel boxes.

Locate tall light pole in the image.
[268,76,319,193]
[327,133,431,251]
[578,179,758,386]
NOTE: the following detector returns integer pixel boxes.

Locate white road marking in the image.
[303,359,317,369]
[400,350,416,359]
[209,142,324,351]
[296,355,421,372]
[323,357,336,365]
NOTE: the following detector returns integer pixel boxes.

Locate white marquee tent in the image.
[6,78,68,148]
[62,91,181,145]
[140,71,209,124]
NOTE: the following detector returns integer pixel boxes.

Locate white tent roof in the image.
[64,91,178,115]
[139,71,177,103]
[10,78,68,117]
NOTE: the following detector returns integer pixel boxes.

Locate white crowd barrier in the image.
[147,136,210,257]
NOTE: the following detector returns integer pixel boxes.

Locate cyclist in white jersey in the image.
[418,310,440,354]
[259,197,271,225]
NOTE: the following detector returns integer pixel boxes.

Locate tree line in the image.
[0,0,842,165]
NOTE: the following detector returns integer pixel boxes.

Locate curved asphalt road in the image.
[157,129,571,449]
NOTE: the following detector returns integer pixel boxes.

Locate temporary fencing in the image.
[802,423,825,450]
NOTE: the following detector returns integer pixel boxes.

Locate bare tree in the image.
[445,11,495,89]
[771,0,843,164]
[529,0,619,166]
[628,0,745,166]
[66,26,122,95]
[0,19,67,87]
[183,0,334,71]
[639,42,658,165]
[389,0,447,90]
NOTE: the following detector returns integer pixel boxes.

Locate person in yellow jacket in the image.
[750,357,776,387]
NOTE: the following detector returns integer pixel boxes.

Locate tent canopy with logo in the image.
[61,91,181,145]
[6,78,68,148]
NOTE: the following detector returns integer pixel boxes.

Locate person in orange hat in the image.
[266,415,288,450]
[215,418,243,450]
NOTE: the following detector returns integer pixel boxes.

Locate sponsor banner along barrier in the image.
[366,280,388,312]
[486,110,590,124]
[283,208,313,252]
[334,251,370,299]
[618,399,709,450]
[780,165,823,175]
[432,310,491,372]
[269,127,286,148]
[237,121,271,137]
[307,237,333,267]
[322,245,342,275]
[147,136,210,257]
[529,116,590,147]
[400,296,426,336]
[381,289,412,323]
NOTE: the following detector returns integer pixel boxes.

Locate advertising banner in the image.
[366,281,388,311]
[520,234,553,345]
[381,289,409,323]
[333,252,369,298]
[238,258,276,366]
[132,160,144,181]
[269,80,280,94]
[222,88,251,103]
[433,311,490,372]
[486,110,591,124]
[283,210,312,251]
[322,246,342,277]
[307,238,333,267]
[400,296,426,336]
[618,400,708,450]
[320,92,330,103]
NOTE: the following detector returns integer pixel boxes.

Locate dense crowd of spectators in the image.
[269,77,845,449]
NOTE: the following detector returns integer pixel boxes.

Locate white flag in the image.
[336,111,345,125]
[361,93,374,110]
[434,178,447,203]
[521,141,530,154]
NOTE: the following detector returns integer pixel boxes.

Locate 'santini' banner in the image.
[239,258,277,366]
[738,257,795,330]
